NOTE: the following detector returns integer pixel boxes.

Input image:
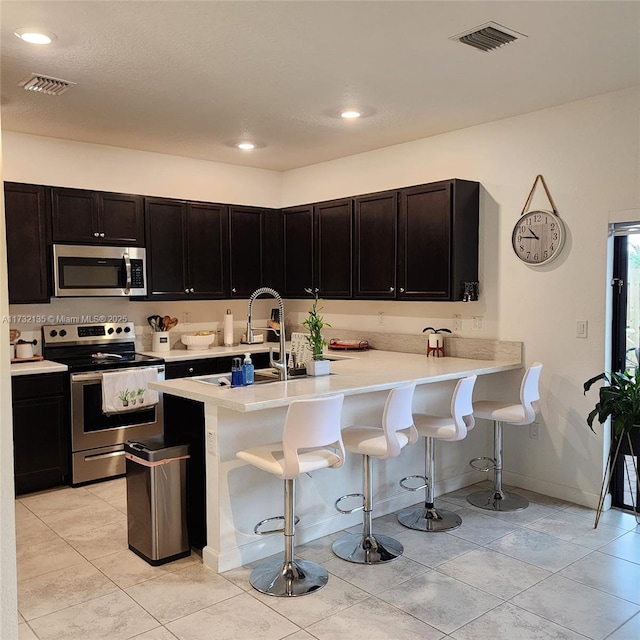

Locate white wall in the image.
[0,117,18,640]
[2,132,283,208]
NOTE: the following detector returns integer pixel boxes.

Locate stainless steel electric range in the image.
[43,322,165,485]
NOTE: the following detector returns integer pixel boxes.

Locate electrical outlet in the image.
[207,431,216,454]
[472,316,484,331]
[529,423,539,440]
[453,314,462,332]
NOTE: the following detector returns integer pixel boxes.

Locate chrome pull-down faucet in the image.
[245,287,287,381]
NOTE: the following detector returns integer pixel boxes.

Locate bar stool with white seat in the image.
[467,363,543,511]
[236,394,345,597]
[332,382,417,564]
[397,375,477,532]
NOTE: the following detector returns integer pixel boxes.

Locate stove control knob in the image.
[107,328,114,334]
[116,327,122,334]
[49,330,58,337]
[124,326,131,333]
[59,329,67,337]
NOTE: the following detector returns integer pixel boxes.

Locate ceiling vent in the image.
[450,22,526,52]
[18,73,76,96]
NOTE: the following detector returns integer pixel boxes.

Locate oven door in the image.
[70,366,164,483]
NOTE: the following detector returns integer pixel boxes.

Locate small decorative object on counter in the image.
[423,327,451,357]
[224,309,234,346]
[303,288,331,376]
[147,315,178,332]
[231,357,244,387]
[242,353,254,385]
[152,331,171,352]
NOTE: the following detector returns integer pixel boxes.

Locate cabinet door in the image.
[315,199,353,299]
[229,206,263,298]
[51,187,99,243]
[4,182,51,304]
[12,374,68,495]
[186,203,228,299]
[99,192,144,245]
[398,182,451,300]
[282,205,314,298]
[145,198,188,300]
[262,209,283,292]
[398,180,479,301]
[354,191,398,299]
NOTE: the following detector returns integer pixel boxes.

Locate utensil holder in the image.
[152,331,171,352]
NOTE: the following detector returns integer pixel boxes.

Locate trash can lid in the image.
[125,435,190,462]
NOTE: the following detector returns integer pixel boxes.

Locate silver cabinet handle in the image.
[190,288,194,293]
[94,232,99,237]
[232,287,237,293]
[389,286,395,292]
[188,367,194,373]
[400,287,405,293]
[185,288,189,293]
[99,232,105,238]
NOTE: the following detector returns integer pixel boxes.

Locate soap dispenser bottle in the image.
[231,357,243,387]
[242,352,254,385]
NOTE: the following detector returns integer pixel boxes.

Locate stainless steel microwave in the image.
[53,244,147,297]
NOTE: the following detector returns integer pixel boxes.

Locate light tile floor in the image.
[14,479,640,640]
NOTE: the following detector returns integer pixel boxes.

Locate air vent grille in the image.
[451,22,526,52]
[18,73,76,96]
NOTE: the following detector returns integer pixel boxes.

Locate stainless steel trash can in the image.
[125,435,190,565]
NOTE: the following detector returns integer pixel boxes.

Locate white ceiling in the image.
[1,1,639,171]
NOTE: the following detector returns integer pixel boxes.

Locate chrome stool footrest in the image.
[467,489,529,512]
[399,474,428,491]
[334,493,365,514]
[469,456,496,473]
[254,515,300,535]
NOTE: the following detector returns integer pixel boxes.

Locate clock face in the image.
[511,209,565,265]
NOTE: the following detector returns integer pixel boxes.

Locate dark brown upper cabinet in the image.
[314,198,353,299]
[262,209,283,292]
[228,205,264,298]
[145,198,228,300]
[51,187,144,246]
[282,205,314,298]
[398,179,479,301]
[354,191,398,299]
[4,182,51,304]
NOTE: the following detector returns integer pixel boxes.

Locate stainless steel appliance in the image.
[43,321,164,485]
[52,244,146,297]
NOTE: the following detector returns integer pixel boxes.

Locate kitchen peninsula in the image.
[151,345,522,573]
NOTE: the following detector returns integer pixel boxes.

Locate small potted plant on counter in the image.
[303,288,331,376]
[584,369,640,527]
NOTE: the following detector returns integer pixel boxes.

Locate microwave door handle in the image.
[123,252,132,294]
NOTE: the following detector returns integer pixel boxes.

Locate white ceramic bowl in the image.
[180,333,216,350]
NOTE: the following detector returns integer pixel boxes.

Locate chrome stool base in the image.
[332,533,403,564]
[467,489,529,512]
[397,505,462,532]
[249,558,328,597]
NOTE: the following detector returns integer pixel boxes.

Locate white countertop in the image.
[139,342,280,362]
[10,360,68,376]
[149,350,521,412]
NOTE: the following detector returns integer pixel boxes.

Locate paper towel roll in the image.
[223,309,234,346]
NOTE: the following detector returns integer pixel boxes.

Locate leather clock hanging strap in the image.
[521,174,559,216]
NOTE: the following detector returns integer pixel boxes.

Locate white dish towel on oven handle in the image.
[101,368,159,414]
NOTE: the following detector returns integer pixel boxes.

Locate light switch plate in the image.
[453,314,462,332]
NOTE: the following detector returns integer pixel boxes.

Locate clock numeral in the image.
[533,253,539,261]
[553,233,558,241]
[519,244,525,252]
[544,251,548,259]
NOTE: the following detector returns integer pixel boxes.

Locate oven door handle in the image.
[123,252,132,294]
[71,365,165,383]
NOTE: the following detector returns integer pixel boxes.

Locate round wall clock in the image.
[511,208,565,265]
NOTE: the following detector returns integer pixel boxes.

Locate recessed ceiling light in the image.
[341,110,361,119]
[236,142,256,150]
[14,28,56,45]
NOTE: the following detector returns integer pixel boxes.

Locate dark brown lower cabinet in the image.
[163,353,270,549]
[12,373,69,495]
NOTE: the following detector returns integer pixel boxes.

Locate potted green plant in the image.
[584,370,640,526]
[303,288,331,376]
